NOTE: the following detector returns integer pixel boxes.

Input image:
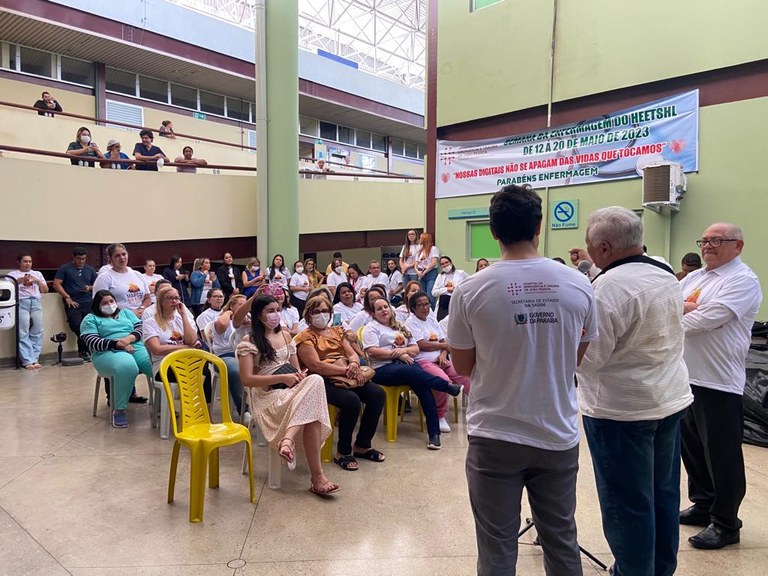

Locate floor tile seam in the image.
[64,561,229,569]
[0,456,45,491]
[236,476,270,559]
[237,554,483,565]
[745,463,768,478]
[0,502,75,575]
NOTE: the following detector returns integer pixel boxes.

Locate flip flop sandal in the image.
[309,477,341,497]
[333,454,359,471]
[353,448,385,462]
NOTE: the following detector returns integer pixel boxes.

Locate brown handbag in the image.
[329,357,375,389]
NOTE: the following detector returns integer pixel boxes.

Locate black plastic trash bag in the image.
[744,349,768,448]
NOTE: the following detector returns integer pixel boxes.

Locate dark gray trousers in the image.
[466,435,582,576]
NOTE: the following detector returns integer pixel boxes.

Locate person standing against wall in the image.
[8,254,49,370]
[448,184,597,575]
[53,247,97,362]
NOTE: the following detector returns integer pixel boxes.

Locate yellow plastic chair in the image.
[321,404,338,463]
[159,349,255,523]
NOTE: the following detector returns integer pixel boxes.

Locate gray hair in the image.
[587,207,643,251]
[708,222,743,241]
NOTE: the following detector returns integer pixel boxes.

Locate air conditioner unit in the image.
[642,162,686,212]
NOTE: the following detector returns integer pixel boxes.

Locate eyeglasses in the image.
[695,238,738,248]
[163,296,180,301]
[415,302,431,308]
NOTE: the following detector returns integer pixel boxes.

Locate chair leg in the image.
[107,378,114,423]
[209,448,220,489]
[93,376,101,417]
[321,404,336,463]
[159,387,170,439]
[168,441,181,503]
[146,375,155,426]
[188,445,208,523]
[386,390,400,443]
[267,448,281,490]
[245,440,255,503]
[454,394,460,424]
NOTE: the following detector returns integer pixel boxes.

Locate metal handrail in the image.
[0,99,257,151]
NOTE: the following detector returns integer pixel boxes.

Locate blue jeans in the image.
[220,354,245,416]
[372,361,453,436]
[583,410,686,576]
[18,298,44,365]
[419,268,438,308]
[402,271,419,289]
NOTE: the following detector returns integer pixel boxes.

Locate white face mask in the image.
[251,266,259,273]
[311,312,330,329]
[100,303,117,316]
[295,266,304,274]
[335,266,343,275]
[442,265,452,273]
[80,135,91,144]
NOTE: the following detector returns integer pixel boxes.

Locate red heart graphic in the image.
[440,172,450,183]
[669,140,686,154]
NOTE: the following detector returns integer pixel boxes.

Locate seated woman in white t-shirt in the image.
[325,257,348,297]
[332,282,363,324]
[143,285,208,398]
[93,243,152,319]
[348,285,388,333]
[394,280,423,324]
[208,293,249,418]
[431,256,469,322]
[405,291,471,434]
[275,286,300,336]
[288,260,310,316]
[266,254,290,288]
[196,288,225,343]
[142,259,164,304]
[361,299,461,450]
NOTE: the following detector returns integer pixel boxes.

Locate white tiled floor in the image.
[1,363,767,575]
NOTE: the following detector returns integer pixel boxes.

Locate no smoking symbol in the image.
[554,201,574,222]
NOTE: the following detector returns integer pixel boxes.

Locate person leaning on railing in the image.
[66,126,104,167]
[100,139,133,170]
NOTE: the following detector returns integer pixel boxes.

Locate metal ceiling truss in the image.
[167,0,426,90]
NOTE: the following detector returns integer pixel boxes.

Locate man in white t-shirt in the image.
[678,223,762,550]
[448,184,597,576]
[576,207,693,574]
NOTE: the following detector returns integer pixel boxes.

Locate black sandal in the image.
[333,454,359,471]
[353,448,385,462]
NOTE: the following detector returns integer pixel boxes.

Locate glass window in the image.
[418,145,426,160]
[404,141,419,158]
[171,83,197,109]
[391,138,404,156]
[472,0,504,10]
[20,46,52,78]
[355,130,371,148]
[8,45,18,70]
[105,67,136,96]
[200,91,225,116]
[371,133,387,152]
[226,97,250,121]
[60,56,94,86]
[319,121,337,141]
[139,75,168,103]
[300,116,318,136]
[338,125,354,144]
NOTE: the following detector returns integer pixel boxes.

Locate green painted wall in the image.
[436,97,768,314]
[437,0,768,127]
[436,0,554,127]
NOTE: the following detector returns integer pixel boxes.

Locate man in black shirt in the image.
[53,247,97,361]
[33,91,63,117]
[133,130,169,171]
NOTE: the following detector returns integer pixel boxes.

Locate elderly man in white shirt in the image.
[577,207,693,576]
[677,222,762,550]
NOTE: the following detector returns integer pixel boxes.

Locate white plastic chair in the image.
[93,372,155,427]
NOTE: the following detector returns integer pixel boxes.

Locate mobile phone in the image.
[332,313,342,326]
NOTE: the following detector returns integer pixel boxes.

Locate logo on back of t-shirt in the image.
[515,313,528,325]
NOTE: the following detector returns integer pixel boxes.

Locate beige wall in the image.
[0,102,256,171]
[0,76,95,116]
[298,179,425,234]
[0,157,259,243]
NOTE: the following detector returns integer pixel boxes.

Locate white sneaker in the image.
[439,417,451,433]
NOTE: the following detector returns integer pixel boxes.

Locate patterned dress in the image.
[236,338,330,448]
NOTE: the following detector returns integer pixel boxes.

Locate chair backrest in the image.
[203,321,215,347]
[159,349,232,436]
[356,326,370,364]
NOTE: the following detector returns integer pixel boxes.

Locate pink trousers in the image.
[416,359,470,418]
